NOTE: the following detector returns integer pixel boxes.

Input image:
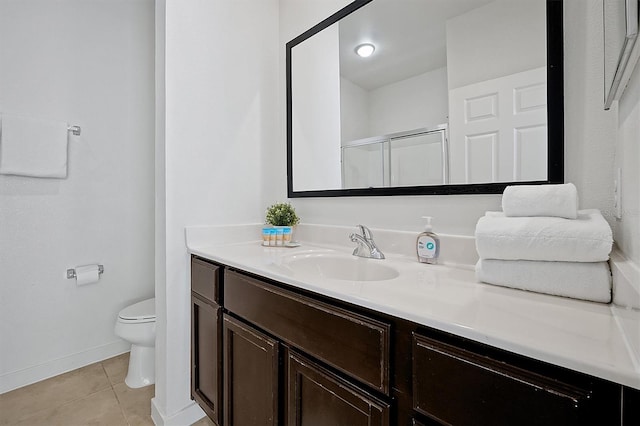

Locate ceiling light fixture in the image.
[355,43,375,58]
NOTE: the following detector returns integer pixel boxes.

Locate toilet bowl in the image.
[114,298,156,388]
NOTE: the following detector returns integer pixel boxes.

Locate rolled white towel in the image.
[502,183,579,219]
[475,209,613,262]
[476,259,612,303]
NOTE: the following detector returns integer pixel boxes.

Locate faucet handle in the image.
[357,224,373,240]
[350,225,385,259]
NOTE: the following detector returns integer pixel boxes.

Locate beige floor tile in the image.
[0,362,111,425]
[102,352,130,385]
[113,382,155,426]
[191,415,216,426]
[12,388,127,426]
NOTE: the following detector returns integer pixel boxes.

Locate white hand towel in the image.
[502,183,579,219]
[475,209,612,262]
[0,113,69,178]
[476,259,612,303]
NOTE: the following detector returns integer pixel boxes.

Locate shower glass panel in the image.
[341,141,386,189]
[389,131,446,187]
[341,125,448,189]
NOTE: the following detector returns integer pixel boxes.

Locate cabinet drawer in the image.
[224,270,391,394]
[412,333,592,426]
[191,257,221,304]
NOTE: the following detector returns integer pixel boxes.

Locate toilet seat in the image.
[118,298,155,323]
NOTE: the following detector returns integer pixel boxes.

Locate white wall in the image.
[340,67,448,143]
[340,77,370,142]
[153,0,278,423]
[446,0,546,90]
[292,25,342,191]
[614,55,640,266]
[368,67,449,136]
[563,0,617,222]
[0,0,155,394]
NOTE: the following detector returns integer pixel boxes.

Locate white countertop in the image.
[187,226,640,390]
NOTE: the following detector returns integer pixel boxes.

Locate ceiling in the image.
[338,0,495,91]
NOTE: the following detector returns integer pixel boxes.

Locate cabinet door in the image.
[191,295,222,425]
[223,314,279,426]
[288,351,390,426]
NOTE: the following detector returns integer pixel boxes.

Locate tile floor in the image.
[0,353,215,426]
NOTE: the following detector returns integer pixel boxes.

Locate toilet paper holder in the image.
[67,265,104,279]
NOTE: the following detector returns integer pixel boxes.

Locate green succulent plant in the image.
[265,202,300,227]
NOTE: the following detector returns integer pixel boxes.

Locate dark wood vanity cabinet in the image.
[224,269,391,426]
[191,256,634,426]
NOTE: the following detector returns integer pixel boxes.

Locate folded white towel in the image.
[476,259,611,303]
[475,209,612,262]
[0,113,69,178]
[502,183,579,219]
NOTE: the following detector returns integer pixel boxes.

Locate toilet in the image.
[114,298,156,388]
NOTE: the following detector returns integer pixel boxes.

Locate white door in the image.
[448,67,547,184]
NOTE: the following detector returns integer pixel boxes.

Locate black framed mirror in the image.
[286,0,563,197]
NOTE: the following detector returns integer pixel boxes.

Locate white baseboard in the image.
[0,340,130,394]
[151,397,205,426]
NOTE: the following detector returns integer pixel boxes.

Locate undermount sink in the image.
[283,253,400,282]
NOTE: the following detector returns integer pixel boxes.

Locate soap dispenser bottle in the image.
[417,216,440,264]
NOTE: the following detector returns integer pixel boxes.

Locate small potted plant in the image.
[264,202,300,246]
[265,202,300,227]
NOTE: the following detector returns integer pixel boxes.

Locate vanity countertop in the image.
[188,236,639,390]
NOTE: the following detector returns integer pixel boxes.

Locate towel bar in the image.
[67,125,81,136]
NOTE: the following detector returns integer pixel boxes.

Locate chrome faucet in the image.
[349,225,385,259]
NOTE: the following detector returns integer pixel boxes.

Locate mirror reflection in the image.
[289,0,555,194]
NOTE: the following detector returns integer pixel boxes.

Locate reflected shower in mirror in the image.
[341,125,449,189]
[287,0,563,197]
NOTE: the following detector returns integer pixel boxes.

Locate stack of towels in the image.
[475,183,613,303]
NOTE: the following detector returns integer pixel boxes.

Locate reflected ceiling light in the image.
[355,43,375,58]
